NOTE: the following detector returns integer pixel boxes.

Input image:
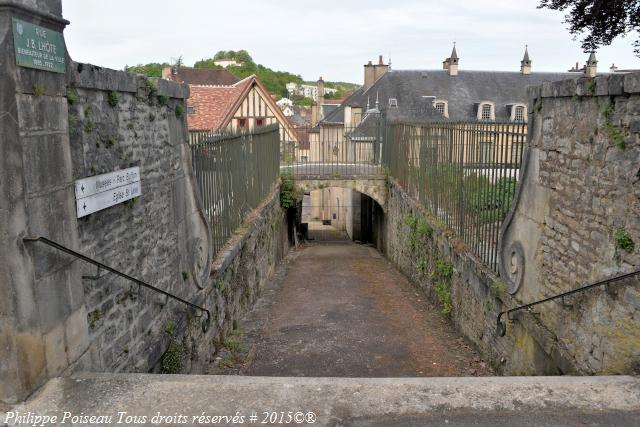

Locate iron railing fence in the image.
[189,125,280,256]
[279,122,384,178]
[383,121,527,273]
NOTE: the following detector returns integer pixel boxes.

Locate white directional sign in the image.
[75,167,142,218]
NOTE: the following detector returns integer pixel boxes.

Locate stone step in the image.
[3,374,640,426]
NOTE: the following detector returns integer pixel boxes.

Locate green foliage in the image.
[32,84,45,97]
[280,171,302,209]
[586,78,596,95]
[538,0,640,58]
[534,98,542,112]
[108,91,120,107]
[182,271,189,281]
[431,259,454,316]
[107,136,116,147]
[66,87,79,105]
[157,94,169,106]
[490,279,508,297]
[195,50,303,98]
[164,320,176,336]
[434,260,453,280]
[605,122,626,149]
[124,62,169,77]
[88,309,102,329]
[161,339,183,374]
[123,197,138,209]
[614,228,635,254]
[601,98,626,149]
[148,112,156,122]
[84,120,95,133]
[293,96,315,107]
[434,281,452,316]
[68,113,77,131]
[175,103,184,118]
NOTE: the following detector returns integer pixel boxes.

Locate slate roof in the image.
[321,69,579,124]
[167,67,240,86]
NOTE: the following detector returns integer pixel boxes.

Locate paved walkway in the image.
[214,242,492,377]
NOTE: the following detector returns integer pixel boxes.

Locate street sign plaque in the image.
[75,167,142,218]
[12,18,66,73]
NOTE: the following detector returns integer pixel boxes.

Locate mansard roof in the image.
[321,69,578,124]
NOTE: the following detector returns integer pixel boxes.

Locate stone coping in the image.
[6,373,640,422]
[528,71,640,99]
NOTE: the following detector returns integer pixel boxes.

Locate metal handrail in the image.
[23,236,211,332]
[496,269,640,336]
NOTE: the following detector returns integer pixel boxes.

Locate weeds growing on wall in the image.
[432,259,454,316]
[161,319,184,374]
[614,228,635,262]
[175,104,184,118]
[601,98,626,150]
[66,87,79,105]
[279,171,302,209]
[108,91,120,107]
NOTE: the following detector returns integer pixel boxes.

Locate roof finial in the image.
[375,91,379,110]
[450,42,458,60]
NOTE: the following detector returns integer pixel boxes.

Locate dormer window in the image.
[389,98,398,108]
[510,104,527,122]
[433,100,449,118]
[478,102,495,121]
[481,104,492,120]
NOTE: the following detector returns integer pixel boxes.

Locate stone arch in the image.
[296,178,387,211]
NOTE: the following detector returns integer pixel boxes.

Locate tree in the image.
[538,0,640,56]
[124,62,170,77]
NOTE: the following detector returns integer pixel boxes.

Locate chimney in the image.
[317,76,325,106]
[161,66,173,80]
[520,45,531,75]
[373,55,389,83]
[364,60,375,90]
[585,51,597,78]
[445,43,459,77]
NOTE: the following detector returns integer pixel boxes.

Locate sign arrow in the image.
[83,203,87,211]
[81,184,85,192]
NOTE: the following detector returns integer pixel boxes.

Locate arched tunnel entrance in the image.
[299,186,385,250]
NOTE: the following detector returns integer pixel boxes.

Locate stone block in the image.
[34,268,72,333]
[156,78,189,99]
[21,133,72,194]
[17,94,68,132]
[65,306,89,363]
[69,62,138,93]
[594,75,610,97]
[608,74,625,96]
[550,78,578,98]
[43,323,67,376]
[623,72,640,94]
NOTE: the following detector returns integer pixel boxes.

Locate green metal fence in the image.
[384,121,527,272]
[190,125,280,256]
[279,122,384,178]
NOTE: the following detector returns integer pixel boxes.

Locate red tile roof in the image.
[187,77,253,131]
[165,67,240,86]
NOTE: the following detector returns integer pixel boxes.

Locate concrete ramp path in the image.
[4,374,640,426]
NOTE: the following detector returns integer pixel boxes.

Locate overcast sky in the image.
[62,0,638,83]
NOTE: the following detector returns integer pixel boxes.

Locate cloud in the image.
[62,0,638,83]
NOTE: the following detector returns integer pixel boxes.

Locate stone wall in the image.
[385,72,640,376]
[0,0,289,403]
[384,181,546,375]
[500,72,640,374]
[65,63,214,374]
